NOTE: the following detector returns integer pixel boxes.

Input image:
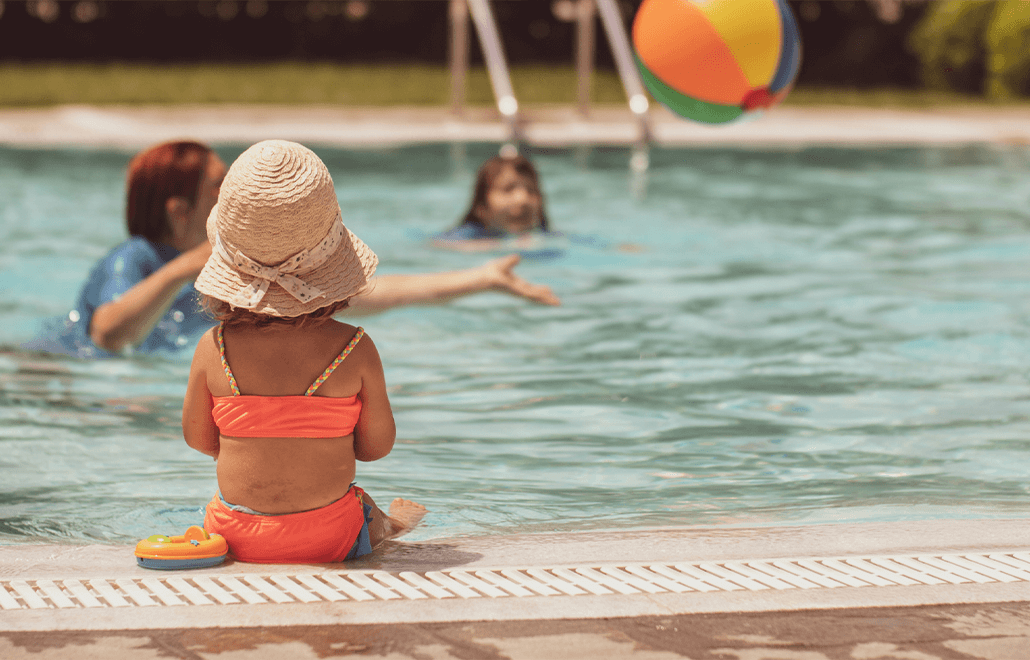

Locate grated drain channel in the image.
[2,551,1029,610]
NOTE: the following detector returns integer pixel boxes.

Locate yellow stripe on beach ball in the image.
[632,0,802,124]
[701,0,783,88]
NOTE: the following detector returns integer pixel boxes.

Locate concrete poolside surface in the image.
[2,602,1028,659]
[0,103,1028,147]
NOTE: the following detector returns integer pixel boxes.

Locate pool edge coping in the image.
[1,104,1029,149]
[3,518,1029,631]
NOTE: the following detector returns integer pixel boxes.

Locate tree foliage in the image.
[984,0,1030,98]
[908,0,1030,98]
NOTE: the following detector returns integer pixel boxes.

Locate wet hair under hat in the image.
[200,296,352,329]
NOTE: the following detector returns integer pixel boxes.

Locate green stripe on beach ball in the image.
[636,57,744,124]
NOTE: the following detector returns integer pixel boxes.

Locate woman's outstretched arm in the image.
[346,254,559,314]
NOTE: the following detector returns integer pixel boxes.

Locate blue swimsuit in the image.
[26,237,211,358]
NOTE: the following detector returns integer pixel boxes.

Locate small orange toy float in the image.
[135,525,228,570]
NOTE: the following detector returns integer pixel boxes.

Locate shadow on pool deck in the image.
[2,518,1029,658]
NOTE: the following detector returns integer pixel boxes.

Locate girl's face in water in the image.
[476,164,544,235]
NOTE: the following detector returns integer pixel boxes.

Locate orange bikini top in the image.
[210,323,364,438]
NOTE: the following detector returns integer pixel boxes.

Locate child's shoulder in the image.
[195,324,219,345]
[325,318,362,334]
[189,325,222,368]
[319,319,372,349]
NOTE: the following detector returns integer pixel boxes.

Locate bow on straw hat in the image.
[195,140,378,317]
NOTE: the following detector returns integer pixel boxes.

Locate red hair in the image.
[126,140,213,242]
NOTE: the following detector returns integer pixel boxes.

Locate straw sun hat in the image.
[195,140,378,317]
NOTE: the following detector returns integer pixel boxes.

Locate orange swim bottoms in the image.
[203,487,371,564]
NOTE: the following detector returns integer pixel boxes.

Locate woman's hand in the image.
[477,254,560,306]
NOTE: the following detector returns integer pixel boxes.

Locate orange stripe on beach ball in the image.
[632,0,750,106]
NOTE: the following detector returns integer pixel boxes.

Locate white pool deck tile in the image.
[1,518,1028,632]
[0,104,1028,149]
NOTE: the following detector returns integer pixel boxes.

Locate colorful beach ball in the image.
[632,0,801,124]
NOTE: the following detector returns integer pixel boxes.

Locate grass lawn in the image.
[1,62,1026,108]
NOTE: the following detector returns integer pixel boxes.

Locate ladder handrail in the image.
[449,0,470,115]
[465,0,519,139]
[594,0,651,142]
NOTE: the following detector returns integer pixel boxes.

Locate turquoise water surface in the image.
[1,142,1029,545]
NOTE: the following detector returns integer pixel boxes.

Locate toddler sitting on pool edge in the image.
[181,139,425,562]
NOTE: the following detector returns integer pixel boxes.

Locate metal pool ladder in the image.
[448,0,651,147]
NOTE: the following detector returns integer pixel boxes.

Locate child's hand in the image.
[480,254,560,306]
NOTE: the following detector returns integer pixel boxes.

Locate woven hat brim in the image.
[195,224,378,318]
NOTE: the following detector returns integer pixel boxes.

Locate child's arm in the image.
[351,334,396,462]
[182,330,220,459]
[346,254,559,313]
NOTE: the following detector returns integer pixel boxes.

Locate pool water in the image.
[2,142,1029,545]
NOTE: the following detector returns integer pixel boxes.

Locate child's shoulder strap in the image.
[216,322,241,396]
[305,327,365,396]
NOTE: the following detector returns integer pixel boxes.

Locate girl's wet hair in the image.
[200,295,351,329]
[126,140,213,242]
[459,154,550,230]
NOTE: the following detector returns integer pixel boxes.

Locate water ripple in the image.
[2,144,1030,543]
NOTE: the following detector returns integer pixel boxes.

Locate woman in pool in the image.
[434,153,555,250]
[59,141,558,357]
[68,140,222,356]
[183,140,424,562]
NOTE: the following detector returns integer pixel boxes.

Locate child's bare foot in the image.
[365,495,427,547]
[383,499,427,540]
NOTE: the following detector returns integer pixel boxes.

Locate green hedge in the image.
[909,0,1030,98]
[985,0,1030,98]
[0,63,630,107]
